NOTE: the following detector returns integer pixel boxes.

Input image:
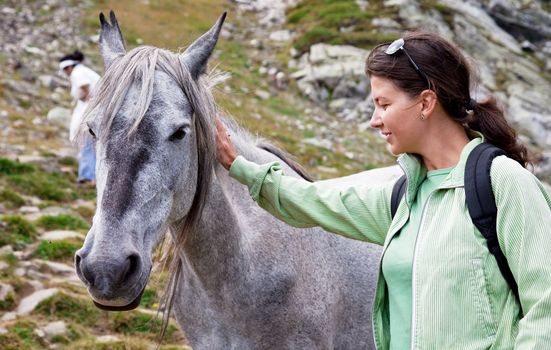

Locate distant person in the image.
[59,50,100,186]
[216,32,551,348]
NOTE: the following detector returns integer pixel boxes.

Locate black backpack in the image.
[390,143,520,303]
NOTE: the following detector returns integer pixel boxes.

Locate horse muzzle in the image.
[75,248,150,311]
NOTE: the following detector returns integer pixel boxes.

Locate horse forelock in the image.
[80,46,222,142]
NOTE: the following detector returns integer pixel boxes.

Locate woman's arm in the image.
[492,156,551,346]
[78,84,91,102]
[216,118,393,245]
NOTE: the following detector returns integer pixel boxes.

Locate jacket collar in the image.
[396,135,484,208]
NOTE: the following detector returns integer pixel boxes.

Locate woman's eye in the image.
[170,127,186,141]
[89,128,96,139]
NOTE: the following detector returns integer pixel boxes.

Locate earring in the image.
[420,113,426,120]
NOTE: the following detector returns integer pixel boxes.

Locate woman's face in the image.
[369,75,424,155]
[63,65,74,77]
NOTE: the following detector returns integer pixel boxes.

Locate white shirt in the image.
[69,64,101,141]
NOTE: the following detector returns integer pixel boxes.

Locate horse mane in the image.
[257,142,313,182]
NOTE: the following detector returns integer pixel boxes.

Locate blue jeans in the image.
[78,139,96,182]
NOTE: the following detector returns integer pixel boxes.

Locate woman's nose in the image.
[370,111,382,128]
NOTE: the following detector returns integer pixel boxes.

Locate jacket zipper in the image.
[409,191,434,350]
[409,185,458,349]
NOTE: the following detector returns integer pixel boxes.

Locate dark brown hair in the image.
[59,50,84,63]
[365,32,530,167]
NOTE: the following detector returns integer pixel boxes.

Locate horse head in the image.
[75,11,226,311]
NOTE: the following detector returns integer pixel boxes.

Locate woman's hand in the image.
[215,118,238,170]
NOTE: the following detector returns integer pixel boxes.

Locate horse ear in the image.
[181,12,227,80]
[99,11,126,69]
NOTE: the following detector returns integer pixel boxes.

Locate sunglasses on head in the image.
[385,38,431,89]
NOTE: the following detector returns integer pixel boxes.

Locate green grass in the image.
[7,172,71,202]
[294,26,336,53]
[139,288,157,309]
[0,320,46,349]
[35,292,101,327]
[0,291,15,310]
[0,158,35,175]
[0,215,37,249]
[58,156,78,167]
[74,206,96,222]
[112,311,180,343]
[0,157,95,203]
[35,292,182,344]
[34,239,81,262]
[36,214,89,231]
[287,0,399,53]
[0,188,26,208]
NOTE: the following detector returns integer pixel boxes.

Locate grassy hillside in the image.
[85,0,395,178]
[0,1,396,348]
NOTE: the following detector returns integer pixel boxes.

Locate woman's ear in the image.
[420,89,438,116]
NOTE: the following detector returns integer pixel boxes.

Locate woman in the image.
[216,32,551,349]
[59,50,100,185]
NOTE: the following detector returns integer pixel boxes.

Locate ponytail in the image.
[467,97,531,168]
[71,50,84,62]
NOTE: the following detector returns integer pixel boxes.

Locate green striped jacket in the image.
[229,137,551,349]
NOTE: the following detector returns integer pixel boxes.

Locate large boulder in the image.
[47,107,72,129]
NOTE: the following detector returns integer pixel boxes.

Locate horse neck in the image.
[174,132,286,286]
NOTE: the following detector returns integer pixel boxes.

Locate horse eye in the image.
[89,128,96,139]
[170,127,186,141]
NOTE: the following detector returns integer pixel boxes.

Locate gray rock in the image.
[0,261,8,271]
[440,0,521,53]
[28,280,44,291]
[0,282,14,301]
[1,312,16,321]
[33,329,46,338]
[0,245,13,256]
[40,230,85,241]
[47,107,72,129]
[356,0,368,11]
[255,90,271,100]
[302,138,333,149]
[320,165,403,190]
[486,0,551,43]
[269,30,293,42]
[19,206,40,214]
[96,335,121,343]
[38,75,55,89]
[16,288,58,316]
[41,321,67,339]
[34,260,75,276]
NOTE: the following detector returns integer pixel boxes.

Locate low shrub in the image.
[0,215,37,249]
[36,214,89,231]
[34,239,81,261]
[0,158,35,176]
[35,292,101,327]
[0,189,26,208]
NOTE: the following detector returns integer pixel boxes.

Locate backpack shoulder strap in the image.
[391,175,407,218]
[464,143,520,302]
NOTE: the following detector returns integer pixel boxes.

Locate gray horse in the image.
[75,11,389,349]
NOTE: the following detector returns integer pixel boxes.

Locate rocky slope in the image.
[1,0,550,349]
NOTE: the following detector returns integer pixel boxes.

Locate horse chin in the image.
[92,285,147,311]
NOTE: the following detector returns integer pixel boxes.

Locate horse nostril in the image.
[76,252,96,287]
[122,253,141,284]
